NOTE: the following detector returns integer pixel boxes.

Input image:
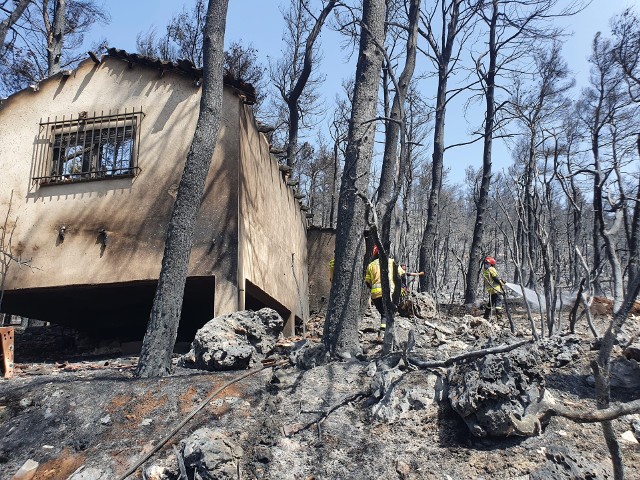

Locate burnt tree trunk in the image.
[419,0,466,293]
[323,0,385,358]
[464,0,497,305]
[136,0,229,378]
[47,0,66,76]
[592,274,640,480]
[377,0,419,355]
[378,0,419,251]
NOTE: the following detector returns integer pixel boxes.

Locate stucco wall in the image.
[238,105,309,329]
[0,57,240,317]
[307,228,336,313]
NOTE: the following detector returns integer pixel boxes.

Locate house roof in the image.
[106,48,257,105]
[0,47,257,106]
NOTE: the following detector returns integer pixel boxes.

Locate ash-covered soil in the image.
[1,304,639,480]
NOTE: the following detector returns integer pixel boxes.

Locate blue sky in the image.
[86,0,640,185]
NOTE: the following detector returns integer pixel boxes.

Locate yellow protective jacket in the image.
[483,266,504,294]
[365,259,405,300]
[329,258,335,282]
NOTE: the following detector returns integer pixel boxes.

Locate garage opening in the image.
[0,276,215,341]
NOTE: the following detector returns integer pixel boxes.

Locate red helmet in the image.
[372,244,379,257]
[485,256,496,266]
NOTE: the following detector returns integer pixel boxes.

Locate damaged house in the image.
[0,48,309,341]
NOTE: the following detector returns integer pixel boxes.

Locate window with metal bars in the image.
[34,109,143,185]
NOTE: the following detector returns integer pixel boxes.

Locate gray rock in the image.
[179,308,284,371]
[399,292,437,319]
[610,358,640,389]
[181,428,243,480]
[623,343,640,361]
[371,369,441,423]
[392,317,419,350]
[632,419,640,441]
[448,345,545,437]
[555,351,572,366]
[289,340,327,370]
[536,335,583,365]
[585,358,640,389]
[530,445,609,479]
[143,465,174,480]
[617,318,640,347]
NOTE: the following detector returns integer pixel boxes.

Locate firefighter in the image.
[329,257,335,282]
[399,263,424,292]
[483,256,505,320]
[365,245,405,330]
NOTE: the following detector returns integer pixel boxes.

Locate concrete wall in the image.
[0,57,240,332]
[0,54,310,338]
[307,228,336,313]
[238,105,309,333]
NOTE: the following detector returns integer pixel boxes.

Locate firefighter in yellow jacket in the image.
[483,256,505,320]
[365,245,405,329]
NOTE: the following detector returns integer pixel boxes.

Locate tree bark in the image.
[376,0,420,354]
[136,0,229,377]
[464,0,498,305]
[47,0,67,76]
[323,0,385,358]
[377,0,419,251]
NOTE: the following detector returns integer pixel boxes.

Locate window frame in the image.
[34,108,144,186]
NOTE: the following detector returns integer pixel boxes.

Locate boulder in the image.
[179,308,284,371]
[398,291,436,319]
[623,343,640,362]
[585,358,640,389]
[289,340,327,370]
[529,445,610,479]
[536,335,583,368]
[370,367,442,424]
[610,357,640,389]
[181,428,243,480]
[448,345,545,437]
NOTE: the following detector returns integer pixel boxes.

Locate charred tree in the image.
[46,0,66,76]
[418,0,478,294]
[136,0,229,378]
[0,0,109,95]
[463,0,580,305]
[464,0,498,306]
[283,0,338,170]
[377,0,419,252]
[323,0,386,358]
[0,0,31,54]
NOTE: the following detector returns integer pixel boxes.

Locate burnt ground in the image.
[0,304,639,480]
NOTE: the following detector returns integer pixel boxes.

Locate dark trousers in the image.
[372,297,384,316]
[483,292,503,319]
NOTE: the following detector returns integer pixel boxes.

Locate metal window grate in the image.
[33,108,144,185]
